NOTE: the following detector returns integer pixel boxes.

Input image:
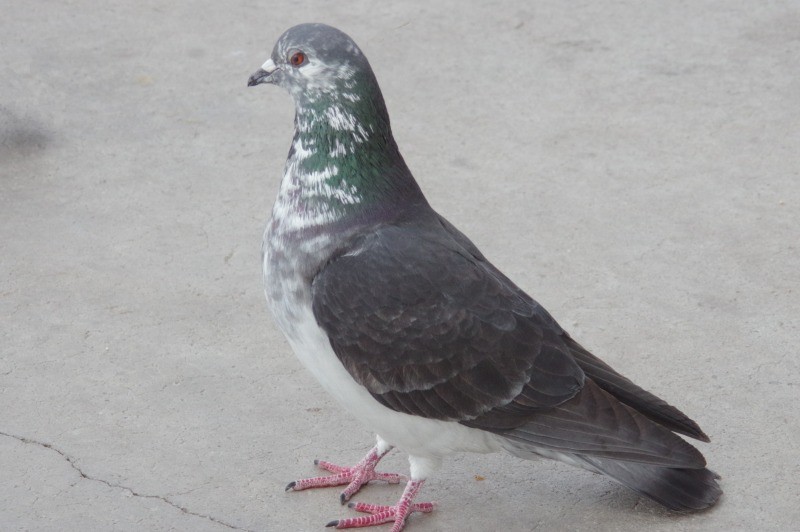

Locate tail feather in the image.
[490,379,707,468]
[493,374,723,512]
[577,455,722,511]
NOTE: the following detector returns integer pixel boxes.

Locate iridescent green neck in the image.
[286,76,424,222]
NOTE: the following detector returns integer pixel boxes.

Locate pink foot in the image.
[286,445,407,503]
[327,480,435,532]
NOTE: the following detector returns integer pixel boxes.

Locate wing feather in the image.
[311,220,584,421]
[311,212,709,467]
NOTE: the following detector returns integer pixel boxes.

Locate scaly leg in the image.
[326,479,435,532]
[286,441,406,504]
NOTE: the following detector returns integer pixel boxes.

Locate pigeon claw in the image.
[285,445,405,502]
[331,479,434,532]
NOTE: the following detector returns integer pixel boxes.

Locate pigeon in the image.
[247,23,722,531]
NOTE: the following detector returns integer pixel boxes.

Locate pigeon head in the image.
[248,23,379,108]
[249,23,425,227]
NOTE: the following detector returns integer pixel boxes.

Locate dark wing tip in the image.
[566,338,713,442]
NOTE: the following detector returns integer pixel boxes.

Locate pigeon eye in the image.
[289,51,306,67]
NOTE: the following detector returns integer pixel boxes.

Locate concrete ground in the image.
[2,1,798,530]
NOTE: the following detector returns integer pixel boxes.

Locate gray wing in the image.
[311,220,585,422]
[437,214,710,444]
[312,215,707,467]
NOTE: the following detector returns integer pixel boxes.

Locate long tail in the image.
[576,455,722,511]
[493,377,722,511]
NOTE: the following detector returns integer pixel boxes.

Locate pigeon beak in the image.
[248,58,279,87]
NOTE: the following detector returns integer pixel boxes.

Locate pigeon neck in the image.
[279,93,426,230]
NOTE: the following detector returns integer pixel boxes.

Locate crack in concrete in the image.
[0,430,254,532]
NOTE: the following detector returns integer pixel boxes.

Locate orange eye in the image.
[289,51,306,67]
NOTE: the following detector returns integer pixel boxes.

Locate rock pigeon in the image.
[247,23,722,531]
